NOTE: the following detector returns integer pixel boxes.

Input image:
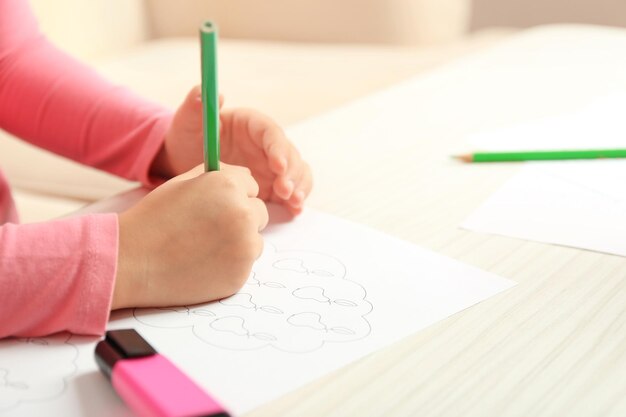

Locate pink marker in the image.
[95,329,230,417]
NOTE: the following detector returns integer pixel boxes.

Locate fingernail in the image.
[284,179,295,195]
[293,190,305,204]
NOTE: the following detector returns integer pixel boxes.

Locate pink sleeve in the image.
[0,0,169,337]
[0,213,119,338]
[0,0,173,186]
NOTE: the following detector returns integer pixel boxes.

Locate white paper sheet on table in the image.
[466,93,626,151]
[1,205,515,417]
[463,92,626,256]
[462,160,626,256]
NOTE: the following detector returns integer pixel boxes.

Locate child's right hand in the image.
[112,163,269,310]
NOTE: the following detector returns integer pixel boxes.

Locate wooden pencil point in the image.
[451,154,472,163]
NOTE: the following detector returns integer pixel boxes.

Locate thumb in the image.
[173,86,203,131]
[168,164,205,183]
[175,86,223,130]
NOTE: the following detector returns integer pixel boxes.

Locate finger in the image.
[263,126,296,177]
[267,139,292,176]
[289,165,313,208]
[272,174,294,201]
[188,85,201,101]
[260,127,306,192]
[270,160,312,213]
[249,197,269,231]
[190,86,222,109]
[268,193,302,216]
[272,149,306,200]
[225,109,293,178]
[173,86,204,131]
[287,204,303,216]
[242,110,292,173]
[277,163,311,211]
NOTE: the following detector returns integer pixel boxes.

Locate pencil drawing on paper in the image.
[134,242,373,353]
[0,334,78,411]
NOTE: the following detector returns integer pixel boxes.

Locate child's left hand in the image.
[152,86,312,215]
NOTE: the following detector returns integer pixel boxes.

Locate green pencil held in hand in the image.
[200,21,220,172]
[454,149,626,163]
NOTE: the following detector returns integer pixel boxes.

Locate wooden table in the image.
[247,25,626,417]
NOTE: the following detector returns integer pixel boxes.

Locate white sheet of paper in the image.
[466,93,626,151]
[1,206,515,417]
[462,92,626,256]
[462,160,626,256]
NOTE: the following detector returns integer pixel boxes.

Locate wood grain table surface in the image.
[247,25,626,417]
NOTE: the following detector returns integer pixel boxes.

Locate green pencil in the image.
[454,149,626,163]
[200,21,220,172]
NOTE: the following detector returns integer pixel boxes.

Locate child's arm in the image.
[0,164,268,338]
[0,0,312,211]
[0,0,170,186]
[0,214,118,338]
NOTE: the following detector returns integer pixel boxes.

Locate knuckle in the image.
[218,175,239,191]
[227,203,254,227]
[200,172,237,191]
[272,126,286,141]
[237,165,252,176]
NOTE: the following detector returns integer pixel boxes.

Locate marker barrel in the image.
[112,355,229,417]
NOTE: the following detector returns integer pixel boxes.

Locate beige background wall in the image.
[146,0,471,45]
[472,0,626,30]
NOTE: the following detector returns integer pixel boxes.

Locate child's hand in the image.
[151,86,220,179]
[220,108,312,215]
[113,163,268,310]
[154,86,312,215]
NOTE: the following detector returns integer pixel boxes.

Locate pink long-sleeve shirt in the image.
[0,0,173,337]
